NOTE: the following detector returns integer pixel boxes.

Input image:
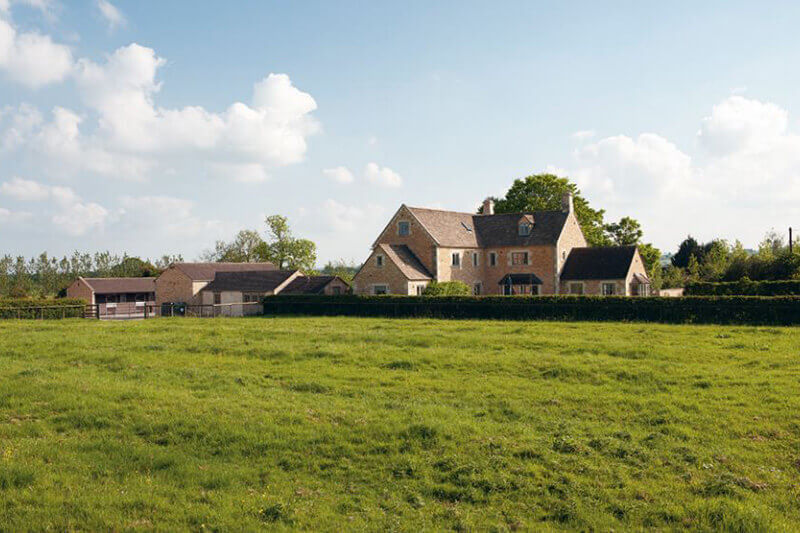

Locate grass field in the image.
[1,317,799,531]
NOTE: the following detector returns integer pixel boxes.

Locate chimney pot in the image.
[482,198,494,215]
[561,191,574,214]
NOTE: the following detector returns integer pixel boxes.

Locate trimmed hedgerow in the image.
[0,298,87,319]
[263,294,800,326]
[685,279,800,296]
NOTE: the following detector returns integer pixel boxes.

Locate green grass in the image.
[1,317,799,531]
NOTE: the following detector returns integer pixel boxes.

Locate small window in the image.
[213,292,221,305]
[519,223,532,236]
[473,283,482,296]
[331,287,341,295]
[562,250,567,260]
[373,285,388,295]
[569,282,584,295]
[376,254,384,268]
[511,252,529,266]
[489,252,497,267]
[415,285,425,295]
[452,252,461,267]
[602,283,616,296]
[398,221,410,236]
[472,252,479,267]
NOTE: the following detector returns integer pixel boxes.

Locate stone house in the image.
[352,193,651,296]
[154,262,277,307]
[66,277,156,316]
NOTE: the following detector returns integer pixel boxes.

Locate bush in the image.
[686,279,800,296]
[262,294,800,326]
[0,298,87,319]
[422,281,470,296]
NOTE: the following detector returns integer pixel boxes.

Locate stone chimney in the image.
[482,198,494,215]
[561,191,574,214]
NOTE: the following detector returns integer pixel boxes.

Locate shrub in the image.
[686,279,800,296]
[422,281,470,296]
[263,294,800,326]
[0,298,87,319]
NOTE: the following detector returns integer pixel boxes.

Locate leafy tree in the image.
[637,243,662,282]
[605,217,643,246]
[109,256,160,278]
[155,255,184,269]
[320,259,361,283]
[203,230,266,263]
[262,215,317,271]
[488,174,610,246]
[672,236,701,268]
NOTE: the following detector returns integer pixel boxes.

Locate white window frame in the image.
[518,222,532,236]
[376,254,384,268]
[415,284,425,296]
[511,251,529,266]
[601,282,616,296]
[398,221,410,236]
[451,252,461,268]
[568,282,584,295]
[373,284,389,295]
[489,252,497,267]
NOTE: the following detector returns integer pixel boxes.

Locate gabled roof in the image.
[171,262,276,281]
[378,243,433,280]
[281,275,349,294]
[498,273,544,285]
[203,270,298,292]
[80,277,156,294]
[560,246,639,280]
[405,206,569,248]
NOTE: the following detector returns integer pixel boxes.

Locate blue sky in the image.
[2,1,800,264]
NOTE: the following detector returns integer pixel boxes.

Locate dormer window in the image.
[398,221,410,236]
[518,222,532,236]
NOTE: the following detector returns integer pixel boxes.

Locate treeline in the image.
[658,230,799,288]
[0,253,183,298]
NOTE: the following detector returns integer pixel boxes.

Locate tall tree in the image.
[489,174,610,246]
[263,215,317,271]
[605,217,643,246]
[671,236,701,268]
[320,259,361,283]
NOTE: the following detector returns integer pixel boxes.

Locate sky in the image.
[1,0,800,265]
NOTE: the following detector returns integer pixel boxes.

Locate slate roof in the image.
[406,206,569,247]
[560,246,639,280]
[378,243,433,280]
[80,277,156,294]
[281,276,348,294]
[202,270,298,292]
[172,262,276,281]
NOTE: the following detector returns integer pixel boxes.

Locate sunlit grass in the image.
[1,317,799,530]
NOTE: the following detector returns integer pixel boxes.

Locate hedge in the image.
[686,280,800,296]
[0,298,88,319]
[263,294,800,326]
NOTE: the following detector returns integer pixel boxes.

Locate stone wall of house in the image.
[66,279,94,304]
[435,247,484,293]
[155,267,196,306]
[624,249,649,296]
[555,212,588,292]
[323,278,351,295]
[352,248,417,295]
[373,205,438,277]
[559,249,650,296]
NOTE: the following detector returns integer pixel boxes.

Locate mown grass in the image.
[1,317,799,531]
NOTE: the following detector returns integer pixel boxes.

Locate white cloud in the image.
[364,162,402,188]
[0,18,73,87]
[96,0,125,30]
[321,199,385,233]
[697,96,788,155]
[0,176,50,200]
[52,200,108,236]
[323,166,354,184]
[571,130,595,141]
[117,195,228,239]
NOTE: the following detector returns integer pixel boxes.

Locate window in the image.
[489,252,497,267]
[472,252,479,267]
[331,287,341,295]
[473,283,482,296]
[398,221,410,236]
[569,282,584,295]
[451,252,461,267]
[376,254,384,268]
[511,251,529,265]
[562,250,567,261]
[213,292,221,305]
[519,222,532,236]
[373,285,388,295]
[531,285,540,295]
[415,284,425,295]
[602,283,616,296]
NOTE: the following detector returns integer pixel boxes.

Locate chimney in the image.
[482,198,494,215]
[561,191,574,214]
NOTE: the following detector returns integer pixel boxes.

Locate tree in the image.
[320,259,361,283]
[109,256,160,278]
[262,215,317,271]
[605,217,643,246]
[203,230,266,263]
[489,174,610,246]
[672,236,701,268]
[637,243,662,280]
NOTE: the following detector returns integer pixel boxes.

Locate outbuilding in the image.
[66,277,156,317]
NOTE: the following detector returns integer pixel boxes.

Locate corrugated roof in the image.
[406,206,568,247]
[172,262,276,281]
[81,277,156,294]
[560,246,638,280]
[203,270,297,292]
[378,243,433,280]
[281,276,347,294]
